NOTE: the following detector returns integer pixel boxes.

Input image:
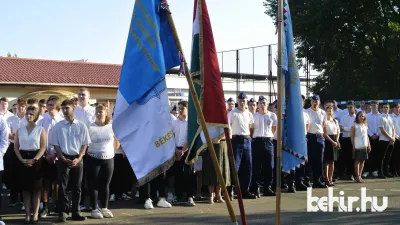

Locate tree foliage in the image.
[264,0,400,100]
[6,52,18,58]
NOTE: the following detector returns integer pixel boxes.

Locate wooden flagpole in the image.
[276,0,284,224]
[166,7,239,225]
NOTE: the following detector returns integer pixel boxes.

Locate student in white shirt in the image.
[0,118,9,221]
[305,95,327,188]
[170,105,178,118]
[0,97,14,121]
[247,98,257,114]
[4,98,27,207]
[250,96,276,197]
[167,101,195,206]
[350,111,370,183]
[228,92,256,199]
[364,100,381,178]
[287,95,311,192]
[86,104,118,219]
[73,87,95,210]
[14,106,47,223]
[74,87,96,126]
[338,101,357,180]
[226,98,235,112]
[50,99,91,222]
[390,103,400,176]
[323,106,340,186]
[378,103,395,178]
[37,96,64,218]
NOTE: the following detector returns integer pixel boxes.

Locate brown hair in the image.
[17,98,27,106]
[47,95,61,111]
[79,87,90,94]
[26,106,40,122]
[95,103,111,125]
[61,99,74,107]
[0,97,8,102]
[27,98,38,105]
[178,100,188,108]
[354,111,367,126]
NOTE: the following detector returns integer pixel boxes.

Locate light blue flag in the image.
[113,0,181,186]
[281,0,308,173]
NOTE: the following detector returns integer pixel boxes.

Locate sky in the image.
[0,0,278,75]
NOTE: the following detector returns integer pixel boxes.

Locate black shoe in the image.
[304,180,312,188]
[31,220,39,224]
[393,171,399,177]
[58,213,68,222]
[281,184,288,189]
[295,182,308,191]
[378,173,387,179]
[385,172,394,178]
[71,213,86,221]
[288,186,296,193]
[312,181,327,188]
[242,191,257,199]
[263,188,276,196]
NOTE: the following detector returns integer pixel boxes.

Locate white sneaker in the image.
[372,171,379,177]
[144,198,154,209]
[157,198,172,208]
[21,205,25,211]
[101,208,114,218]
[362,172,369,178]
[91,209,104,219]
[0,220,5,225]
[187,197,195,206]
[110,194,116,202]
[135,192,139,198]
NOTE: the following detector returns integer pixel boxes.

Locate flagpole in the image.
[166,10,239,225]
[276,0,284,224]
[224,128,248,225]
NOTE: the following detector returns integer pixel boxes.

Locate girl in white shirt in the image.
[350,111,371,183]
[14,106,47,223]
[323,106,340,186]
[86,104,119,219]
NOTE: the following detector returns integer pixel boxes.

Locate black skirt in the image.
[18,150,43,192]
[324,135,339,162]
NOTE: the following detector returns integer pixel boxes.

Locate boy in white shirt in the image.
[378,103,395,178]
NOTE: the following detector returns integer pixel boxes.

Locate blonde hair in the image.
[95,103,111,125]
[355,111,367,126]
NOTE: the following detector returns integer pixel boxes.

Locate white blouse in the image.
[325,119,339,136]
[354,123,369,149]
[87,123,115,159]
[18,125,43,151]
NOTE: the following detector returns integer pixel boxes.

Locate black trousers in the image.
[172,152,196,200]
[3,143,20,203]
[139,174,166,202]
[232,135,252,192]
[250,137,274,191]
[378,140,394,174]
[57,157,84,215]
[86,156,114,209]
[0,170,3,212]
[338,137,354,176]
[307,134,324,182]
[390,139,400,173]
[365,137,380,172]
[110,154,134,197]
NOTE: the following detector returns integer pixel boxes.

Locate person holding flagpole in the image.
[228,92,256,199]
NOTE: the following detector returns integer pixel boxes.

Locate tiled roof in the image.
[0,57,122,87]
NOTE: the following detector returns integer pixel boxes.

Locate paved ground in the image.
[2,177,400,224]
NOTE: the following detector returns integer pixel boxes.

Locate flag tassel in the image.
[165,5,239,224]
[276,0,284,224]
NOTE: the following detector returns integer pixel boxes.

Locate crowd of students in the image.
[0,89,399,224]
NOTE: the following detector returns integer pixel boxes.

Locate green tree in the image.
[264,0,400,100]
[6,52,18,58]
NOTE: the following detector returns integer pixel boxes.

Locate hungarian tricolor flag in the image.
[185,0,229,165]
